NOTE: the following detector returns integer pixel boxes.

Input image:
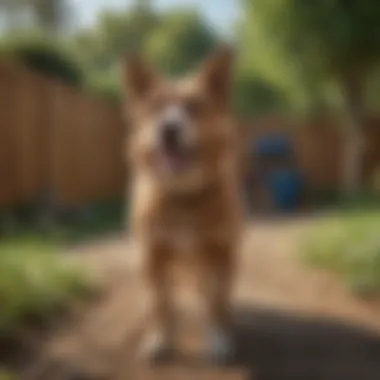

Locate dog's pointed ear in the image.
[199,45,235,105]
[122,54,158,100]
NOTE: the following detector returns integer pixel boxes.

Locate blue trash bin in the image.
[266,169,303,212]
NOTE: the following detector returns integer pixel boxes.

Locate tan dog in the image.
[122,46,243,364]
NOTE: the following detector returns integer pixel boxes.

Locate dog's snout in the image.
[161,123,181,149]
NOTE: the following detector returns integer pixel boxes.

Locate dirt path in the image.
[25,217,380,380]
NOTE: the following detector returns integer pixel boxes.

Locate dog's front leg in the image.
[201,241,236,364]
[139,240,176,362]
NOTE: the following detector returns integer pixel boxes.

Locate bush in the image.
[301,212,380,295]
[84,67,121,102]
[313,188,380,210]
[371,167,380,193]
[0,236,94,335]
[55,199,125,243]
[0,371,15,380]
[0,35,84,86]
[233,74,289,116]
[312,187,340,206]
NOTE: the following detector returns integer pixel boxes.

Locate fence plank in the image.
[0,60,19,206]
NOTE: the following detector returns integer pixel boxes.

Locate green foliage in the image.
[0,0,70,33]
[372,167,380,193]
[0,34,83,86]
[71,5,218,79]
[0,371,16,380]
[302,211,380,295]
[31,0,70,33]
[366,66,380,111]
[0,236,94,335]
[84,66,122,102]
[72,4,159,72]
[244,0,380,75]
[239,0,380,114]
[234,73,290,116]
[69,4,220,99]
[313,187,380,210]
[236,2,317,114]
[312,188,341,207]
[145,9,218,76]
[55,199,126,244]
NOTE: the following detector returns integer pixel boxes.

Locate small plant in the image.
[0,371,16,380]
[0,235,94,336]
[0,34,83,86]
[371,167,380,193]
[301,212,380,295]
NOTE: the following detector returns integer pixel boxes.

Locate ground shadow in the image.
[231,305,380,380]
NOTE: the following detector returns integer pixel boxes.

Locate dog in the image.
[122,46,243,364]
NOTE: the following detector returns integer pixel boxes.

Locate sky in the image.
[71,0,239,35]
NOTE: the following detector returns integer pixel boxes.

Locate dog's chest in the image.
[145,185,236,256]
[154,215,230,259]
[156,223,200,256]
[174,228,199,256]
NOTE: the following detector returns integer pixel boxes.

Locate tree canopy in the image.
[145,9,218,76]
[238,0,380,114]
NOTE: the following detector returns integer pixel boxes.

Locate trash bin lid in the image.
[252,135,292,157]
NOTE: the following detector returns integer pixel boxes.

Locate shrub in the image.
[0,34,84,86]
[0,371,15,380]
[371,166,380,193]
[313,187,380,209]
[233,73,290,116]
[0,236,94,335]
[301,212,380,295]
[84,67,121,102]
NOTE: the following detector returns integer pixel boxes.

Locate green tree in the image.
[71,5,218,99]
[240,0,380,193]
[68,1,160,100]
[32,0,70,34]
[0,0,30,30]
[234,73,290,116]
[145,9,218,76]
[72,2,159,71]
[1,34,83,86]
[0,0,70,33]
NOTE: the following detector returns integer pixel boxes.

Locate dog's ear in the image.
[122,55,158,101]
[199,45,235,106]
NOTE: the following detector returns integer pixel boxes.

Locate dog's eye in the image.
[184,98,204,118]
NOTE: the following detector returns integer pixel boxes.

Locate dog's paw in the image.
[206,328,234,365]
[138,331,175,364]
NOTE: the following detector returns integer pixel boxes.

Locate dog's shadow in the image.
[230,305,380,380]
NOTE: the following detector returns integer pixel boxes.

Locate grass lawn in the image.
[0,199,124,339]
[301,209,380,295]
[0,235,94,337]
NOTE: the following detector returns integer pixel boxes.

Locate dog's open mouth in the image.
[158,146,192,173]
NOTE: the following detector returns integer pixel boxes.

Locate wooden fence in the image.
[0,60,126,208]
[1,59,380,210]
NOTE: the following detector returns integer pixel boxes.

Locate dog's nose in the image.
[161,123,181,149]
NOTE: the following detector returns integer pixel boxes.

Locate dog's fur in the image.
[122,47,243,362]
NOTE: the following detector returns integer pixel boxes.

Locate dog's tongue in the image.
[166,152,185,170]
[162,149,186,171]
